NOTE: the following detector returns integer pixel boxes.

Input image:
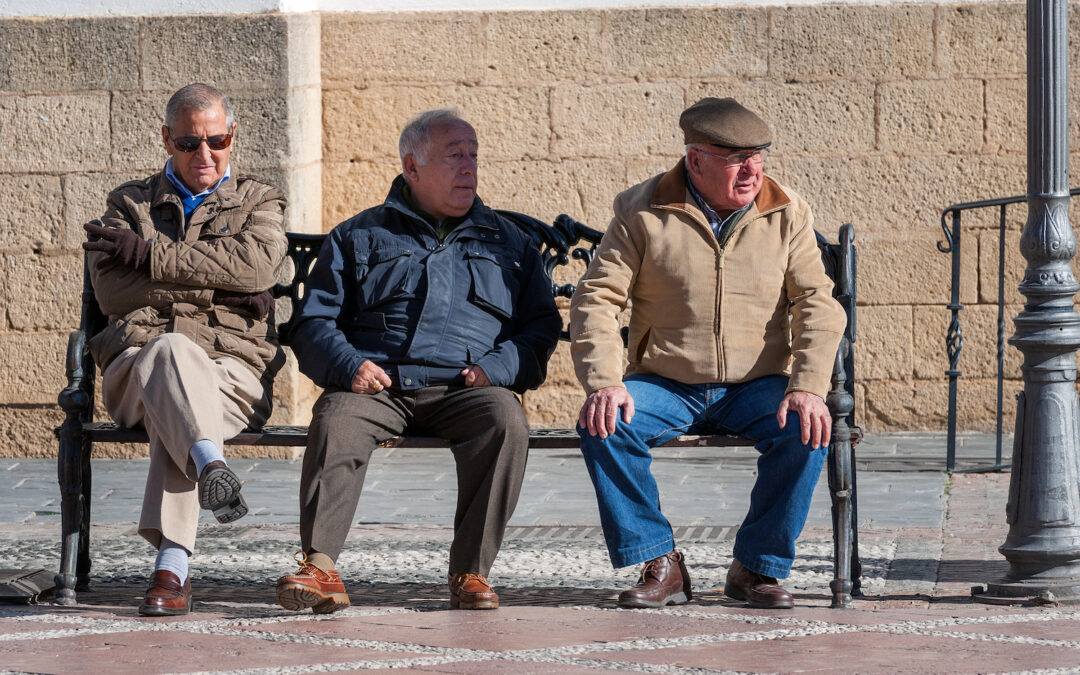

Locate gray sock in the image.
[190,439,224,478]
[154,538,190,585]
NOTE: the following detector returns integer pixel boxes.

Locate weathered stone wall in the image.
[3,2,1080,460]
[319,1,1080,434]
[0,14,321,458]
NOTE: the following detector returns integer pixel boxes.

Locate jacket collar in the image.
[384,174,498,232]
[650,159,791,222]
[150,168,243,211]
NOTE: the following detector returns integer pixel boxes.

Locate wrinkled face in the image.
[403,120,478,222]
[685,145,765,214]
[161,104,235,194]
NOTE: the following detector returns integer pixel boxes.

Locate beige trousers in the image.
[102,333,270,553]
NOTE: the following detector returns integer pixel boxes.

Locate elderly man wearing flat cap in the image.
[569,97,845,609]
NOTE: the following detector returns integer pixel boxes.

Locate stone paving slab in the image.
[5,434,1080,674]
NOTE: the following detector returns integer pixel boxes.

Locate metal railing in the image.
[938,187,1080,472]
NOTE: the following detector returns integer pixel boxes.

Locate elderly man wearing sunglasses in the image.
[81,82,287,616]
[570,97,846,610]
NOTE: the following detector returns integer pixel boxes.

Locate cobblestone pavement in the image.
[4,433,1080,674]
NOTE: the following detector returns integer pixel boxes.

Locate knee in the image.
[483,391,529,445]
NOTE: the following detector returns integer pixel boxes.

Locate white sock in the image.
[154,538,190,584]
[190,439,224,477]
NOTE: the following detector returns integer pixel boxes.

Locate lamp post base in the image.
[973,578,1080,605]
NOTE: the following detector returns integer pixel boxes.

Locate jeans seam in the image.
[643,423,693,445]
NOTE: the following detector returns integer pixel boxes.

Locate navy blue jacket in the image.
[291,176,562,394]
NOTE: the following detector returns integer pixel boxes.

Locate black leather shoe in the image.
[724,559,794,609]
[198,460,248,523]
[617,551,692,608]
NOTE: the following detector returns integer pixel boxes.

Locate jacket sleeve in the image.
[783,198,846,398]
[474,241,562,393]
[88,190,212,318]
[568,197,642,394]
[289,227,366,390]
[149,183,288,293]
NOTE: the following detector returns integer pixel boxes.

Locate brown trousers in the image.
[102,333,270,552]
[301,385,529,577]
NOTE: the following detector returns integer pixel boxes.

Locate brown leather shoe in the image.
[276,552,350,614]
[723,559,794,609]
[198,460,248,524]
[138,570,192,616]
[617,550,693,608]
[449,573,499,610]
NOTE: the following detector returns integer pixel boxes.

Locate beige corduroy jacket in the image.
[569,161,845,399]
[87,170,288,380]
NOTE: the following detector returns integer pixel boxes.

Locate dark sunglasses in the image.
[169,130,233,153]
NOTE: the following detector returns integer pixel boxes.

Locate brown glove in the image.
[212,289,275,320]
[82,221,151,270]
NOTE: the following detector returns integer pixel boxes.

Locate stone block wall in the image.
[0,14,321,458]
[320,1,1080,433]
[4,2,1080,459]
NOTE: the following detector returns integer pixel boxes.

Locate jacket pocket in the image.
[465,249,519,320]
[356,247,418,309]
[212,306,268,338]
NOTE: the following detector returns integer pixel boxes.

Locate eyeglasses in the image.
[691,145,768,167]
[169,131,233,153]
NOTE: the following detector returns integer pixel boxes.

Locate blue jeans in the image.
[578,373,826,579]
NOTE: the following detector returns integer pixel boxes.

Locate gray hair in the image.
[398,108,467,166]
[164,83,235,130]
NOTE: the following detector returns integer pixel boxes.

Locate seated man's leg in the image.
[413,385,529,610]
[578,374,701,608]
[276,388,409,614]
[711,374,827,609]
[101,333,270,616]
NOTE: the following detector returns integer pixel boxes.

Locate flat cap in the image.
[679,97,771,149]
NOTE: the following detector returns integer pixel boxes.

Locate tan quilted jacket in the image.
[569,161,845,399]
[87,170,288,379]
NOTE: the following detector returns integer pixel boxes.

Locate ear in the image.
[161,126,174,157]
[684,148,703,180]
[402,154,419,182]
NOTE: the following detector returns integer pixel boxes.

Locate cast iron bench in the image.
[56,211,861,608]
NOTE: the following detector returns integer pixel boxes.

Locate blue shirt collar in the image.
[164,159,232,217]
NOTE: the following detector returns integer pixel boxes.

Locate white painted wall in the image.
[1,0,1017,19]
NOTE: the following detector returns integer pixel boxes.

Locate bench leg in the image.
[827,435,854,608]
[826,337,856,608]
[55,416,86,605]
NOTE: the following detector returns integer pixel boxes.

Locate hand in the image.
[777,391,832,449]
[351,360,392,395]
[578,386,635,439]
[213,289,274,320]
[460,365,490,387]
[82,221,151,270]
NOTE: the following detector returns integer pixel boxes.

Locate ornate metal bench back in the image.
[273,211,604,346]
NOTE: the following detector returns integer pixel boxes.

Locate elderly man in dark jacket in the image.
[275,108,561,613]
[84,83,287,616]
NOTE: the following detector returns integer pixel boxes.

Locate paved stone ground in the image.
[3,433,1080,674]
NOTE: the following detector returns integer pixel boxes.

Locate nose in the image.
[459,156,477,175]
[195,140,213,162]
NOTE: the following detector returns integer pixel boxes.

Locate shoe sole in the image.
[138,593,193,617]
[617,591,689,609]
[723,588,794,610]
[276,582,349,614]
[199,466,248,524]
[450,594,499,610]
